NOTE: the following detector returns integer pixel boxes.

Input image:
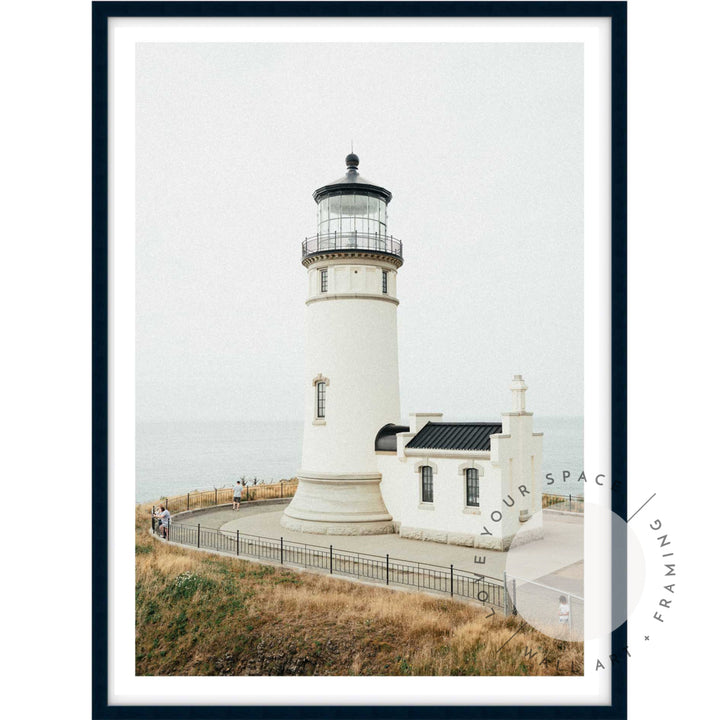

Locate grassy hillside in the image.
[135,503,582,676]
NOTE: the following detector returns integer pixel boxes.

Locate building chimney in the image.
[409,412,443,433]
[510,374,528,412]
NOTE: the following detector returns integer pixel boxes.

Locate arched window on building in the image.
[421,465,434,503]
[465,467,479,507]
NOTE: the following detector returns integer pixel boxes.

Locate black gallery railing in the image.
[153,520,505,611]
[302,232,403,259]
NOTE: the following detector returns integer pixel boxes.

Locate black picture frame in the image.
[92,2,627,717]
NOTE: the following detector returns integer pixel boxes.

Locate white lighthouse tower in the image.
[281,153,402,535]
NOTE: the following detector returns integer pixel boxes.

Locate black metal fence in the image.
[148,486,585,610]
[541,493,585,513]
[154,480,298,516]
[152,519,505,611]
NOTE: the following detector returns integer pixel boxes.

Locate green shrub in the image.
[168,570,216,599]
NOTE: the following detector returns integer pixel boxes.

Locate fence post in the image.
[386,554,389,585]
[280,481,284,498]
[215,488,218,505]
[187,493,190,511]
[512,578,517,615]
[197,523,201,548]
[450,565,454,598]
[503,572,509,615]
[151,507,155,533]
[280,537,284,565]
[330,545,333,574]
[236,529,239,556]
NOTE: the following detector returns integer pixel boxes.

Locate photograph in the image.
[135,35,588,674]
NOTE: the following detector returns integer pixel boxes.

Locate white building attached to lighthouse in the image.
[282,154,543,551]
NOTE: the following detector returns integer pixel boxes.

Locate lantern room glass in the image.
[317,192,388,238]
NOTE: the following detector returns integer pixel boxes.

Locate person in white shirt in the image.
[156,505,170,539]
[232,481,244,510]
[558,595,570,635]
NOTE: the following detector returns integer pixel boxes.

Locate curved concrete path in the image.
[172,501,583,585]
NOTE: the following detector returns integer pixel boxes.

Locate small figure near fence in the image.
[156,505,170,539]
[232,481,244,510]
[558,594,570,635]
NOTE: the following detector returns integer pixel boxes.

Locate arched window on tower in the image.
[312,374,329,424]
[316,381,326,418]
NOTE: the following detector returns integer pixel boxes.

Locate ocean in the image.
[136,416,584,503]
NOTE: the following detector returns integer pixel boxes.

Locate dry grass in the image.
[135,503,583,676]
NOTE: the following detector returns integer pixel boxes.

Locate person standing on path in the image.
[232,480,243,510]
[558,595,570,636]
[158,505,171,539]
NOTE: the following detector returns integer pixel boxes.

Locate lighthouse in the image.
[281,153,403,535]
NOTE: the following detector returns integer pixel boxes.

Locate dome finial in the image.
[345,149,359,170]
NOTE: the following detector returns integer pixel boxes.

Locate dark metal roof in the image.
[405,422,503,452]
[313,154,392,204]
[374,423,411,452]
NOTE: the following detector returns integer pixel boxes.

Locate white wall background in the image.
[3,1,719,718]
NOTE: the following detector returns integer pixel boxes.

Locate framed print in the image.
[92,1,627,717]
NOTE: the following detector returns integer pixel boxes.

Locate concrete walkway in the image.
[172,500,583,584]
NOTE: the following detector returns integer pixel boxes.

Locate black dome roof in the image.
[313,153,392,204]
[374,423,410,452]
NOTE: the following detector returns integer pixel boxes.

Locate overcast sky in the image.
[136,42,583,423]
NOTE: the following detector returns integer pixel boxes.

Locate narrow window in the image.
[421,466,434,503]
[382,270,388,294]
[466,468,479,507]
[316,381,326,418]
[320,269,328,293]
